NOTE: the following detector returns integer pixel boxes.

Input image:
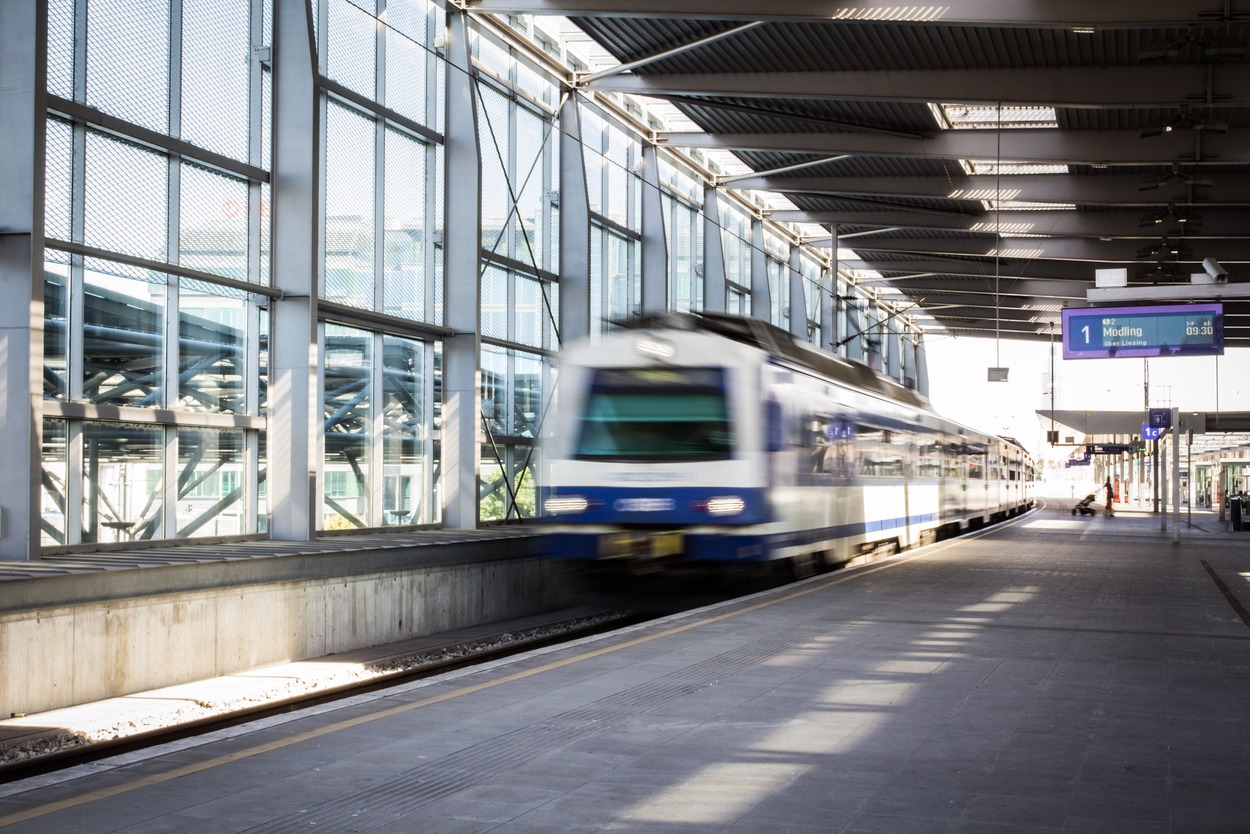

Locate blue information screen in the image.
[1062,303,1223,359]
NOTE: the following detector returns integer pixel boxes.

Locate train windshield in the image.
[574,367,733,462]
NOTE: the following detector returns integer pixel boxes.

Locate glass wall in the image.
[18,1,928,551]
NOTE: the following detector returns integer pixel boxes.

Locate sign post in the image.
[1172,407,1181,543]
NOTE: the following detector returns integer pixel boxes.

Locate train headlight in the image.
[543,496,591,515]
[694,495,746,517]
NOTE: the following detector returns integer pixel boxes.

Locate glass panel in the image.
[83,268,165,407]
[85,131,168,261]
[86,0,170,133]
[176,427,247,537]
[381,335,426,525]
[323,324,371,529]
[324,102,375,308]
[181,164,250,282]
[512,351,542,439]
[575,368,733,462]
[182,0,250,161]
[179,288,246,413]
[41,419,69,547]
[44,260,70,401]
[480,346,508,439]
[81,421,163,543]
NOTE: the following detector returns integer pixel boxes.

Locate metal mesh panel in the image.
[262,66,273,172]
[515,105,549,273]
[479,87,513,258]
[181,163,249,282]
[323,102,375,308]
[45,118,73,242]
[384,24,429,128]
[514,273,540,348]
[325,0,376,101]
[47,0,74,99]
[86,0,169,133]
[84,131,168,261]
[260,181,272,284]
[181,0,251,161]
[481,265,508,341]
[383,127,431,321]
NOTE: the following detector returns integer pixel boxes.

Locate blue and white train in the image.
[539,312,1034,577]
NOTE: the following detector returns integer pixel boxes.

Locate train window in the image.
[573,367,733,462]
[808,414,855,476]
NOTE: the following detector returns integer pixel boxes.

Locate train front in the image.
[538,327,769,571]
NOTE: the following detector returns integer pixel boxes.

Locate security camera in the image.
[1202,257,1229,282]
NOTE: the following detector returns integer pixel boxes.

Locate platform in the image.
[2,494,1249,832]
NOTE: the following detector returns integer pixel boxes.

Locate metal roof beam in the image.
[775,208,1250,238]
[658,129,1250,165]
[845,236,1250,262]
[591,67,1250,109]
[736,174,1250,207]
[465,1,1250,28]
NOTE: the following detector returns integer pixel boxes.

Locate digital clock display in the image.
[1062,303,1223,359]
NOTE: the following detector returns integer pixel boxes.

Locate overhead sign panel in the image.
[1062,303,1223,360]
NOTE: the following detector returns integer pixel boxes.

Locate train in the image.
[538,311,1035,579]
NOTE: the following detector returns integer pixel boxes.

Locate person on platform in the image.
[1103,477,1115,517]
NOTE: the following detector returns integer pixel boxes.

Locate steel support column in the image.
[639,144,666,318]
[268,0,319,541]
[750,217,768,321]
[788,245,806,342]
[701,185,726,313]
[558,96,590,343]
[441,10,482,529]
[0,0,46,559]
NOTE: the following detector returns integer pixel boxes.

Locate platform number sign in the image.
[1142,423,1162,441]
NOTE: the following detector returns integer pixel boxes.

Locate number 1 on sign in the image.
[1081,325,1089,344]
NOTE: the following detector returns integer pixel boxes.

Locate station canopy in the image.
[474,1,1250,346]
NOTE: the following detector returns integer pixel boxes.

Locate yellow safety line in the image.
[0,510,1030,828]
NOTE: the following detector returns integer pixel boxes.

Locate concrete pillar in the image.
[788,245,806,342]
[0,0,44,559]
[268,0,319,541]
[441,11,482,529]
[639,144,666,318]
[750,217,768,321]
[701,185,726,313]
[558,96,590,343]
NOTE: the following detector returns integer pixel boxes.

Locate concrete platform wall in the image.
[0,555,572,717]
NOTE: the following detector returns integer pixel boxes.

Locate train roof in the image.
[621,311,931,411]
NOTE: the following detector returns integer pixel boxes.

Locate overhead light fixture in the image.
[1073,26,1096,34]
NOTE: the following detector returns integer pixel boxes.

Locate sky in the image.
[922,334,1250,460]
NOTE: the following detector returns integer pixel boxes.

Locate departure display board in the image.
[1061,303,1223,359]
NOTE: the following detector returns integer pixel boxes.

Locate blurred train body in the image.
[539,313,1034,577]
